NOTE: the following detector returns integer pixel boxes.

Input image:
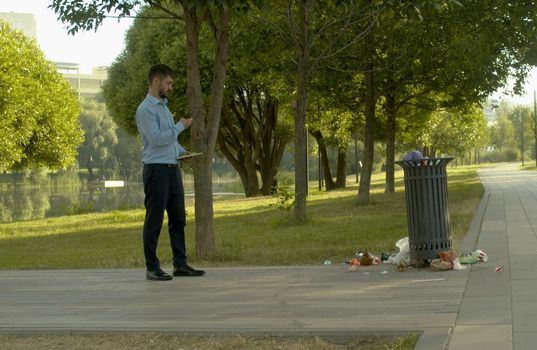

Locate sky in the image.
[1,0,537,106]
[0,0,134,73]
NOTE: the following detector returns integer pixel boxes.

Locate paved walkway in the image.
[448,163,537,349]
[0,163,536,349]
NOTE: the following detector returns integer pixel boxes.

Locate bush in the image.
[481,149,519,163]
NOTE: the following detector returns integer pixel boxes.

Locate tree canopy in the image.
[0,21,83,171]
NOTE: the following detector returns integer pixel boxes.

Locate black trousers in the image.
[142,164,187,271]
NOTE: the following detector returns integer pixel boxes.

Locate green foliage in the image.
[76,97,142,180]
[489,114,516,154]
[406,104,488,156]
[270,186,295,213]
[49,0,263,35]
[0,21,83,171]
[48,0,138,35]
[78,98,119,178]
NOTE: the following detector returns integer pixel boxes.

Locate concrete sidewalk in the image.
[447,163,537,350]
[0,163,535,349]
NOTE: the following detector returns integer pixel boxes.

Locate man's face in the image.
[157,75,173,98]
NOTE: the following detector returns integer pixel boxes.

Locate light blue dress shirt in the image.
[135,94,186,164]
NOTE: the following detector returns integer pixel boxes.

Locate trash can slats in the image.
[395,157,453,261]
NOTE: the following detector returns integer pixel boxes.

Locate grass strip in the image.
[0,166,483,269]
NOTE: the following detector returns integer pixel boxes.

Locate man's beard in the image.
[159,89,169,99]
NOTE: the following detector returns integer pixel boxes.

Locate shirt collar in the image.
[146,94,168,106]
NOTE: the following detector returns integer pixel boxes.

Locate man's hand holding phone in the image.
[179,118,193,129]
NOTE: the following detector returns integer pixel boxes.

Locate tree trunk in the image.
[293,0,309,221]
[385,93,396,194]
[258,99,289,196]
[218,89,288,197]
[243,151,259,197]
[335,147,346,188]
[357,0,376,205]
[357,67,375,205]
[310,129,335,190]
[87,156,94,180]
[183,6,229,257]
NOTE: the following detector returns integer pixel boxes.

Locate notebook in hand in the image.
[178,151,203,160]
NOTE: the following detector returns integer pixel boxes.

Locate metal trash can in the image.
[395,158,454,262]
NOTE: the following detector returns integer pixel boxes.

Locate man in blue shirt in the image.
[136,64,205,280]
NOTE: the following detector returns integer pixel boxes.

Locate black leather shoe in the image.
[146,269,173,281]
[173,265,205,277]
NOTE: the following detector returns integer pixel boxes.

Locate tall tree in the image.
[101,6,292,196]
[50,0,260,257]
[369,0,537,194]
[0,21,83,171]
[77,98,119,180]
[219,88,292,196]
[263,0,375,218]
[507,105,534,162]
[489,115,516,155]
[218,13,293,196]
[408,104,488,157]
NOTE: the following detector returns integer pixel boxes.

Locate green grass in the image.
[521,164,537,171]
[0,334,418,350]
[0,166,483,269]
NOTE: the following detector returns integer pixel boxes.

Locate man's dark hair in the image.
[148,64,174,84]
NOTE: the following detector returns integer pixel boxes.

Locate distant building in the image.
[483,98,500,124]
[55,62,108,98]
[1,12,106,98]
[0,12,36,39]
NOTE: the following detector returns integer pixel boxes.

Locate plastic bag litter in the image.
[472,249,488,262]
[386,237,410,267]
[459,254,479,264]
[430,250,455,271]
[459,249,488,264]
[431,259,452,271]
[403,150,423,161]
[452,258,466,271]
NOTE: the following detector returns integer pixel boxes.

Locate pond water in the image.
[0,172,243,223]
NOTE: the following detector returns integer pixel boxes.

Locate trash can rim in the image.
[395,157,454,167]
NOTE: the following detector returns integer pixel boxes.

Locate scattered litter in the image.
[495,266,504,272]
[431,258,452,271]
[380,270,389,275]
[348,258,360,272]
[452,258,467,270]
[459,249,488,265]
[385,237,410,268]
[459,254,479,265]
[363,272,370,275]
[372,255,381,265]
[411,278,446,283]
[360,252,374,266]
[473,250,488,262]
[430,250,455,271]
[381,252,391,262]
[323,259,332,266]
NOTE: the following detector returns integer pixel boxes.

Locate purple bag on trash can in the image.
[403,150,423,161]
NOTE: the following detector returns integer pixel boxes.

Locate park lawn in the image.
[521,164,537,171]
[0,166,483,269]
[0,333,418,350]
